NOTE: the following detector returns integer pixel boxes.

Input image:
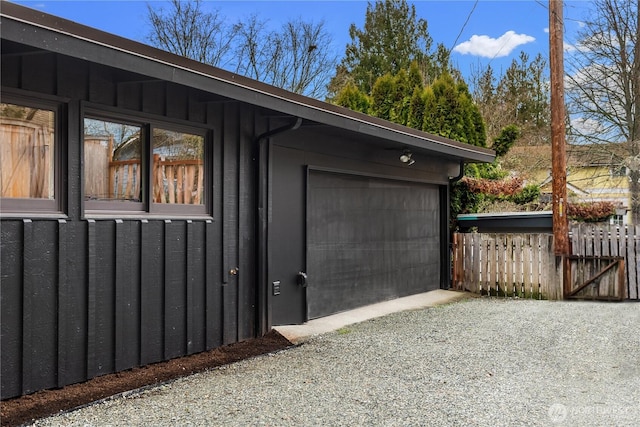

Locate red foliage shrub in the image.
[461,176,524,196]
[567,201,615,222]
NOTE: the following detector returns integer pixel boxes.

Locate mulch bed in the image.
[1,330,293,427]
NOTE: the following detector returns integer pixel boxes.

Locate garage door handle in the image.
[297,271,308,287]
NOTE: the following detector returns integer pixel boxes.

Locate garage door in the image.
[307,171,441,319]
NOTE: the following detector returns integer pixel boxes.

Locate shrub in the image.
[567,202,615,222]
[510,184,540,205]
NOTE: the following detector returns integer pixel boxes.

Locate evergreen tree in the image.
[327,0,434,97]
[423,73,486,147]
[370,74,396,121]
[333,82,372,113]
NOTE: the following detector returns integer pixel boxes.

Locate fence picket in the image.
[473,234,481,294]
[603,225,612,256]
[498,235,507,295]
[571,226,580,257]
[532,234,539,296]
[463,234,473,292]
[543,235,554,299]
[454,234,461,291]
[504,235,512,295]
[607,227,619,297]
[519,234,533,298]
[631,226,640,299]
[583,224,593,256]
[489,235,497,295]
[593,226,602,257]
[513,235,522,296]
[479,236,487,295]
[617,228,629,298]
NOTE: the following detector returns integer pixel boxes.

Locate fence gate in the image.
[564,256,625,301]
[570,224,639,301]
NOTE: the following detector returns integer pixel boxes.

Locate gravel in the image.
[32,298,640,426]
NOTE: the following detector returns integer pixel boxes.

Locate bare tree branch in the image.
[565,0,640,224]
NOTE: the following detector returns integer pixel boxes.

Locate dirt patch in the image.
[1,330,293,427]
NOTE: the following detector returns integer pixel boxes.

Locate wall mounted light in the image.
[399,149,415,165]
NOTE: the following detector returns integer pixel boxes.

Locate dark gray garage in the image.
[307,171,441,319]
[265,126,463,326]
[1,2,493,399]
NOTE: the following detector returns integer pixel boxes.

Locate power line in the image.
[450,0,479,52]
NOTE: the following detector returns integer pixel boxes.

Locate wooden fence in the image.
[452,233,563,299]
[452,224,640,301]
[1,119,54,199]
[151,154,203,204]
[85,156,203,204]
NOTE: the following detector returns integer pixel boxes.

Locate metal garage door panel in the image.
[307,171,440,319]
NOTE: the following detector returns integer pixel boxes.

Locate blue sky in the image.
[12,0,593,82]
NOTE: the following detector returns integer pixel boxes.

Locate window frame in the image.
[82,106,211,218]
[0,92,64,215]
[83,112,147,212]
[610,214,624,226]
[149,123,208,215]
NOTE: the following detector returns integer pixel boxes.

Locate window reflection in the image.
[152,128,204,205]
[84,118,142,202]
[1,103,55,199]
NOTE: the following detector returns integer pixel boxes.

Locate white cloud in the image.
[453,31,535,58]
[570,117,605,136]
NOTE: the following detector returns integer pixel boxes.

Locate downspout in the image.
[443,160,465,289]
[255,117,303,336]
[449,160,465,184]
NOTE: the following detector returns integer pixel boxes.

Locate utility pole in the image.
[549,0,569,255]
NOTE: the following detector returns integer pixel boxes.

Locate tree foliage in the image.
[423,74,486,146]
[471,52,550,145]
[146,0,337,98]
[565,0,640,224]
[334,67,487,149]
[491,124,520,157]
[450,125,541,218]
[328,0,435,97]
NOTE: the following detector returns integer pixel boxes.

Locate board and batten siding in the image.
[1,51,260,399]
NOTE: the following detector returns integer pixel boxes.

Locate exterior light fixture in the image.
[400,150,415,165]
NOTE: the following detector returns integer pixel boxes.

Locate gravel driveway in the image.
[32,298,640,426]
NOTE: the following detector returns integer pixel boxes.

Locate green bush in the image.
[510,184,540,205]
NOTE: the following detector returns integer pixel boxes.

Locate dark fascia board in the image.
[1,1,495,163]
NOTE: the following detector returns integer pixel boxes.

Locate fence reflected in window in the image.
[1,103,55,199]
[152,128,204,205]
[84,118,142,202]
